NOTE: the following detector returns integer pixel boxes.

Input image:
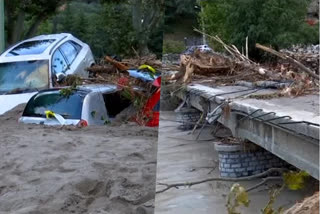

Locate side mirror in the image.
[56,73,66,82]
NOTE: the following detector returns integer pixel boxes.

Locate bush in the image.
[199,0,319,59]
[163,39,186,54]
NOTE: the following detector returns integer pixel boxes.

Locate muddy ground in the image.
[0,105,158,214]
[155,111,319,214]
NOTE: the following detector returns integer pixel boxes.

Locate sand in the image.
[0,105,157,214]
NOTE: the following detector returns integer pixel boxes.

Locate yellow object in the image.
[138,64,156,74]
[45,110,55,119]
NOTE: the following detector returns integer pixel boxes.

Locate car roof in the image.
[77,84,118,93]
[37,84,119,95]
[0,33,81,63]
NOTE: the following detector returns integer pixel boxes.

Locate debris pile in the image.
[280,44,319,74]
[284,191,319,214]
[164,31,319,98]
[60,54,161,126]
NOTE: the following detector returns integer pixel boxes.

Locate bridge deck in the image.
[177,84,319,179]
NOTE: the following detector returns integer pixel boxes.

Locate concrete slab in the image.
[188,84,319,126]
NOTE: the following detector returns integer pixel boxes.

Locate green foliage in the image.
[99,2,137,57]
[226,183,250,214]
[59,87,74,98]
[261,186,285,214]
[163,39,185,54]
[261,171,310,214]
[165,0,198,22]
[200,0,319,59]
[164,0,200,37]
[226,171,310,214]
[283,170,309,190]
[4,0,69,45]
[36,0,163,58]
[59,75,80,98]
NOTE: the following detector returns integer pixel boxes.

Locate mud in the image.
[0,105,157,214]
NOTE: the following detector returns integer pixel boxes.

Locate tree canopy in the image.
[199,0,319,58]
[4,0,164,58]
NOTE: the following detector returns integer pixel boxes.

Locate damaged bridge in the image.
[176,84,319,179]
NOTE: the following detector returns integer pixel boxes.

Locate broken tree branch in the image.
[256,43,319,80]
[87,65,116,73]
[246,176,283,192]
[156,168,287,194]
[193,29,278,79]
[105,56,130,71]
[194,28,254,64]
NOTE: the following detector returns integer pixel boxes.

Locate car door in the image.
[51,48,69,85]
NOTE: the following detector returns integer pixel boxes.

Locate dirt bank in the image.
[0,105,158,214]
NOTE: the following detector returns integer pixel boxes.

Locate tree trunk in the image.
[11,11,25,44]
[25,15,47,39]
[52,16,58,34]
[131,0,149,55]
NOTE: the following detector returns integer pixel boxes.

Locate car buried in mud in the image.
[0,33,95,115]
[19,84,132,126]
[19,77,161,127]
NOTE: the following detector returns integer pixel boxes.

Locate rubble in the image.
[163,31,319,98]
[122,54,162,70]
[280,44,319,74]
[63,55,161,126]
[284,191,319,214]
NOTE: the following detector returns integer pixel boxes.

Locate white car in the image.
[183,44,213,55]
[0,33,95,115]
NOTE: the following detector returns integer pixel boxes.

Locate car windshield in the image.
[0,60,49,95]
[22,90,86,119]
[6,39,55,56]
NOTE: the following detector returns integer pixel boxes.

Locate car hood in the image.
[0,92,37,115]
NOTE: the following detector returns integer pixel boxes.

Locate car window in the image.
[70,41,82,53]
[52,49,68,74]
[6,39,55,56]
[23,90,87,119]
[59,41,79,65]
[0,60,49,94]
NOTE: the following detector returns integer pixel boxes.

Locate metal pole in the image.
[0,0,4,52]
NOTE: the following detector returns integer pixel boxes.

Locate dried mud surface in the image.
[0,105,158,214]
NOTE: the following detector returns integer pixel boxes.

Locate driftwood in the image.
[156,168,286,194]
[122,54,162,69]
[171,51,235,83]
[105,56,130,71]
[167,29,280,83]
[87,65,116,73]
[256,43,319,80]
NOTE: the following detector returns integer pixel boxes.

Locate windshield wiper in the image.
[9,51,19,56]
